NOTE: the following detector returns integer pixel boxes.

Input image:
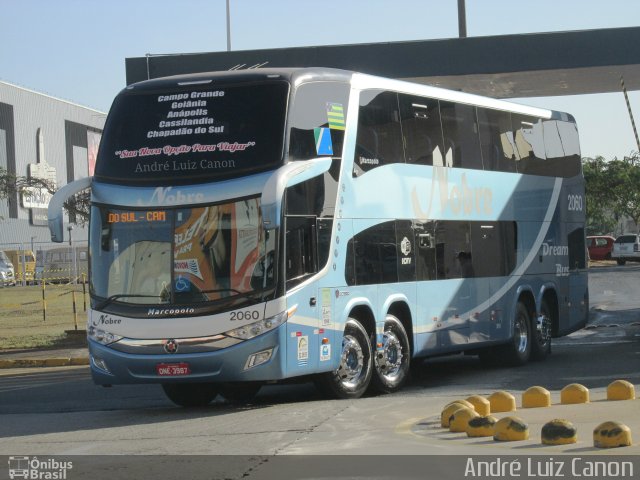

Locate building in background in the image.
[0,81,106,250]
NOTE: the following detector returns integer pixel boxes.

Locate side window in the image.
[346,221,398,285]
[414,221,437,281]
[512,114,546,175]
[477,108,518,173]
[284,172,338,290]
[435,221,472,279]
[285,216,317,289]
[469,222,517,277]
[542,119,581,177]
[398,95,444,166]
[353,91,403,177]
[288,81,350,161]
[439,102,483,170]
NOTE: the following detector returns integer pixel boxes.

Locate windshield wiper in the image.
[95,294,163,310]
[196,288,242,295]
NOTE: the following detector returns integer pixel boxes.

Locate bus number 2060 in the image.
[230,310,261,321]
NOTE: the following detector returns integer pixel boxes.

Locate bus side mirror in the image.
[261,158,332,230]
[48,177,92,243]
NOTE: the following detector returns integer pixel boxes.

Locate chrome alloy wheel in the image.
[337,334,365,388]
[536,313,551,345]
[515,310,529,354]
[375,330,404,383]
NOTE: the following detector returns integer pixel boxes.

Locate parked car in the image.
[611,234,640,265]
[0,251,15,287]
[586,235,615,261]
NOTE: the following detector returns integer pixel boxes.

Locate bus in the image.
[36,245,89,284]
[48,68,588,406]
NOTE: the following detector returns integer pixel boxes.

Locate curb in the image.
[0,357,89,369]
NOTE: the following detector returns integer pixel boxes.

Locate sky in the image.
[1,0,639,160]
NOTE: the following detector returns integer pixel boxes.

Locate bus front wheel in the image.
[315,318,373,399]
[371,315,410,393]
[162,382,219,407]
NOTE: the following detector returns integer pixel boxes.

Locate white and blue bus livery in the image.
[49,68,588,405]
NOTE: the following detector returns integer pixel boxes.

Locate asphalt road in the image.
[1,265,638,468]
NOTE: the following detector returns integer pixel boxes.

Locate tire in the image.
[162,383,219,407]
[371,315,411,394]
[617,258,626,266]
[315,318,373,399]
[500,302,532,366]
[219,382,262,404]
[531,299,552,361]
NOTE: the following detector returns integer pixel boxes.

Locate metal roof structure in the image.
[125,27,640,98]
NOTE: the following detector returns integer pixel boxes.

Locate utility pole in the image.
[620,76,640,155]
[458,0,467,38]
[226,0,232,51]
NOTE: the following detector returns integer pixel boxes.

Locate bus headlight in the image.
[88,325,123,346]
[225,308,292,340]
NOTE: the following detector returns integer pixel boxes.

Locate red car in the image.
[587,235,615,260]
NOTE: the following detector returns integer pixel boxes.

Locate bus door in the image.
[567,224,588,330]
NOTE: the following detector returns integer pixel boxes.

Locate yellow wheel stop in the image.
[467,415,497,437]
[449,406,479,433]
[522,386,551,408]
[488,390,516,412]
[541,419,577,445]
[607,380,635,401]
[440,400,474,427]
[593,421,633,448]
[560,383,589,404]
[466,395,490,415]
[493,416,529,441]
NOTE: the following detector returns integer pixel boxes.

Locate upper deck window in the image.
[95,81,289,185]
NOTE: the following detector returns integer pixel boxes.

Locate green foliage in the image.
[583,152,640,235]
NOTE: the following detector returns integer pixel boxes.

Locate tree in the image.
[583,156,617,235]
[0,167,89,224]
[608,152,640,233]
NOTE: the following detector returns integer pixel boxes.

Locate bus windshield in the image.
[90,197,275,308]
[95,81,289,185]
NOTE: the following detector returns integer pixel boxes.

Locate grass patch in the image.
[0,284,89,350]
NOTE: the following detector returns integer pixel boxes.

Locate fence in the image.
[0,240,88,285]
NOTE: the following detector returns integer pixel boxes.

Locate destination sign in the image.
[107,210,168,224]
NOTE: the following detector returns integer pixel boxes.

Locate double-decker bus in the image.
[48,68,588,406]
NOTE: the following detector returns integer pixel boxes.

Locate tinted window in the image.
[398,95,444,166]
[288,82,350,161]
[542,119,582,177]
[439,102,483,170]
[512,114,546,175]
[96,82,289,185]
[353,91,403,176]
[346,221,398,285]
[469,222,517,277]
[615,235,638,243]
[477,108,518,173]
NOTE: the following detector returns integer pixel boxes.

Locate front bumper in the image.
[89,322,287,385]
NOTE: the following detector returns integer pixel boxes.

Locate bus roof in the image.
[123,67,571,123]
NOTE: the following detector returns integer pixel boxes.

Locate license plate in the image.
[156,363,191,376]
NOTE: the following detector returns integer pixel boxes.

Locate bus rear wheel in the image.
[162,382,219,407]
[531,299,552,360]
[371,315,410,394]
[315,318,372,399]
[501,302,532,366]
